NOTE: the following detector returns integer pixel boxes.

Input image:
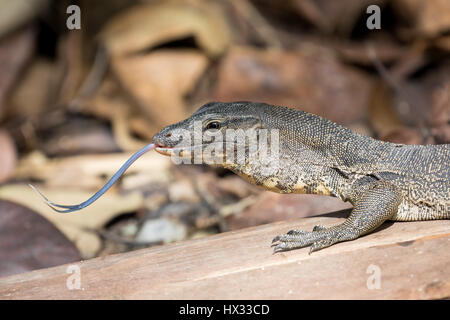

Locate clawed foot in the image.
[272,225,336,254]
[271,180,398,254]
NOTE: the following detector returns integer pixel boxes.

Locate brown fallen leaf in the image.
[380,127,427,145]
[369,44,450,144]
[100,0,231,57]
[213,45,373,124]
[435,35,450,52]
[0,27,35,119]
[79,77,121,121]
[112,49,208,127]
[368,72,430,145]
[228,0,282,48]
[393,0,450,37]
[0,184,144,258]
[0,129,17,183]
[111,106,150,151]
[291,0,386,35]
[334,39,407,66]
[39,118,120,156]
[430,124,450,144]
[368,82,405,138]
[81,76,158,143]
[429,81,450,143]
[54,30,86,107]
[0,0,47,38]
[370,75,449,144]
[168,178,200,203]
[81,77,149,141]
[0,199,80,277]
[429,81,450,128]
[5,58,55,119]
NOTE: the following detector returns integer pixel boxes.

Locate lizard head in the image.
[152,101,277,169]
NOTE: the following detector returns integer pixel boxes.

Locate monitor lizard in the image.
[152,101,449,253]
[31,101,449,253]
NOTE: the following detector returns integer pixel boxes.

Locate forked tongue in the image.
[29,143,156,213]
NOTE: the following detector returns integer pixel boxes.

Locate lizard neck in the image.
[260,106,390,169]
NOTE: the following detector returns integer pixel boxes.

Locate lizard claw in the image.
[272,243,289,253]
[271,235,281,243]
[287,229,308,235]
[312,225,327,232]
[309,239,335,253]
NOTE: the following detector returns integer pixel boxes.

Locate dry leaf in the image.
[0,27,34,118]
[291,0,386,34]
[6,58,55,118]
[0,184,144,258]
[393,0,450,37]
[368,82,404,137]
[168,179,200,203]
[0,199,80,277]
[380,127,426,145]
[55,31,86,107]
[214,45,372,124]
[40,118,120,156]
[82,77,157,143]
[430,82,450,127]
[0,129,17,183]
[112,49,208,127]
[81,77,125,122]
[335,40,407,65]
[0,0,48,37]
[435,35,450,52]
[100,0,230,57]
[429,81,450,143]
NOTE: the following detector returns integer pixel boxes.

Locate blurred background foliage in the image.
[0,0,449,277]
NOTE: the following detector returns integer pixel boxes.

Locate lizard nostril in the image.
[165,133,172,138]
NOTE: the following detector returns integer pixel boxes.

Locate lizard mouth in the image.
[155,144,192,157]
[154,144,174,156]
[155,143,216,157]
[155,142,239,157]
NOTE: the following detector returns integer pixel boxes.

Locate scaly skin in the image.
[152,101,450,253]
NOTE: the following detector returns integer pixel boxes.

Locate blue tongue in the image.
[29,143,156,213]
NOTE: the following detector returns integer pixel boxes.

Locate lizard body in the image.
[152,101,449,252]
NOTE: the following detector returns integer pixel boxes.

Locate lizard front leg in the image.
[272,180,403,253]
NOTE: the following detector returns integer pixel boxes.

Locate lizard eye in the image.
[206,121,220,130]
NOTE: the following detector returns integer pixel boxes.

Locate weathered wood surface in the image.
[1,212,449,299]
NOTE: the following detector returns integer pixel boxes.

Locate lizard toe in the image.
[271,235,282,243]
[312,225,327,232]
[309,238,335,254]
[273,243,289,253]
[272,233,312,243]
[287,229,309,235]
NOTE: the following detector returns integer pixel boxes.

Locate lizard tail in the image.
[29,143,156,213]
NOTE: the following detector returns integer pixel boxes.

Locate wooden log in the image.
[0,211,449,299]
